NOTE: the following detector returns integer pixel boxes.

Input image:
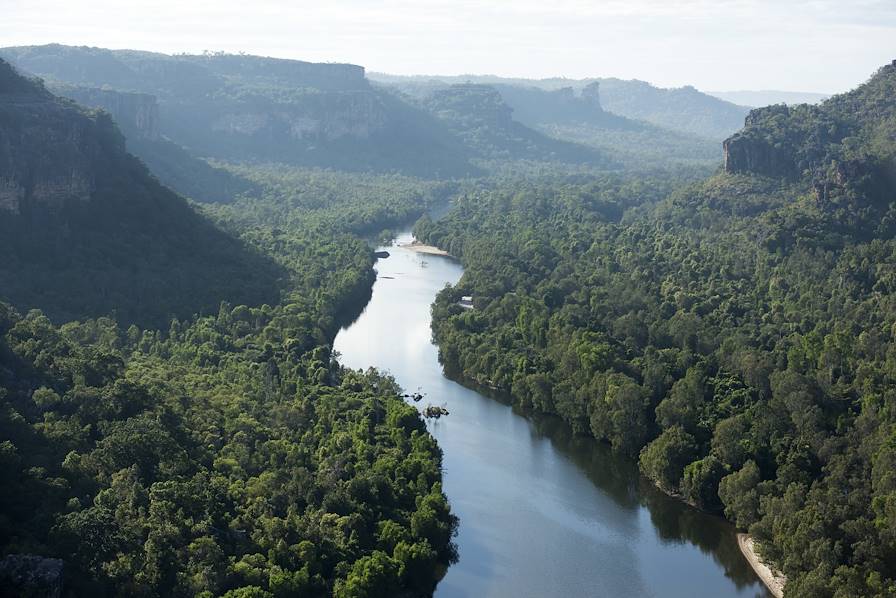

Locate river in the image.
[333,233,770,598]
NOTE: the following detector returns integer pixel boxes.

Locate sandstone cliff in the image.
[52,84,160,139]
[0,45,474,176]
[0,57,283,326]
[722,105,799,178]
[0,60,122,214]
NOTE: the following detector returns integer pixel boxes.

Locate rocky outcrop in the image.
[426,84,514,128]
[0,45,370,96]
[723,105,797,178]
[53,85,160,139]
[0,554,64,598]
[210,91,387,141]
[723,135,796,179]
[193,53,368,92]
[492,81,605,127]
[0,59,124,214]
[0,45,474,176]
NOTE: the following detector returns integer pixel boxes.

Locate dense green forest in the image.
[3,37,896,598]
[415,62,896,598]
[0,174,460,596]
[1,59,459,596]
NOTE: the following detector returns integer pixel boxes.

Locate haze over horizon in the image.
[4,0,895,95]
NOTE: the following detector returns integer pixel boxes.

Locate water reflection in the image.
[334,234,770,598]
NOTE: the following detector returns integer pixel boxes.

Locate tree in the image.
[639,426,699,492]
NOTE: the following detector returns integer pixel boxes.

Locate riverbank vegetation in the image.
[0,160,459,596]
[416,169,896,597]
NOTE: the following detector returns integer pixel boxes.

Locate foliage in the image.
[418,151,896,595]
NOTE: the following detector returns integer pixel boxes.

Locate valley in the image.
[1,37,895,598]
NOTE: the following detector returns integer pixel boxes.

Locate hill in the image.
[723,59,896,238]
[50,83,257,203]
[708,90,830,108]
[419,84,613,166]
[371,72,749,141]
[0,45,481,178]
[0,58,281,327]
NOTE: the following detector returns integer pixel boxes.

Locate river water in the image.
[334,233,770,598]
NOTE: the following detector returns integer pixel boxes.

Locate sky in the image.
[3,0,895,93]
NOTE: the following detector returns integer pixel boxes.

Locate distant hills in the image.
[1,45,758,178]
[3,45,616,177]
[0,45,480,177]
[419,84,614,167]
[372,72,750,141]
[708,90,830,108]
[372,72,755,168]
[14,45,851,182]
[0,58,281,326]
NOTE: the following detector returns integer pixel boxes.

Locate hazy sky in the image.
[4,0,895,93]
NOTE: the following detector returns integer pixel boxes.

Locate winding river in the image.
[334,233,770,598]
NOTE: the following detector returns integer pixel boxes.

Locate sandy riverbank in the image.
[737,533,785,598]
[398,240,451,257]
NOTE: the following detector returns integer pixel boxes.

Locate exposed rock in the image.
[723,105,798,178]
[0,72,116,213]
[723,133,796,179]
[53,85,160,139]
[0,554,64,598]
[207,91,387,143]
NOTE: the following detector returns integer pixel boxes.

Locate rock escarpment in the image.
[208,90,388,142]
[722,105,799,178]
[0,45,462,175]
[0,57,283,326]
[420,83,612,165]
[720,59,896,235]
[724,60,896,183]
[53,85,160,139]
[0,60,121,214]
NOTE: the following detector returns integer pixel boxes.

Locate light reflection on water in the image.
[334,233,770,598]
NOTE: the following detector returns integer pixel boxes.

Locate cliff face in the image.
[720,59,896,234]
[723,60,896,181]
[0,57,283,326]
[0,62,123,214]
[722,105,798,178]
[52,85,160,139]
[207,90,388,142]
[0,45,471,175]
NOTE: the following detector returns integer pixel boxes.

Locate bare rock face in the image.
[0,94,108,213]
[723,134,796,179]
[0,58,134,214]
[54,85,161,139]
[723,105,797,178]
[0,554,64,598]
[209,90,388,142]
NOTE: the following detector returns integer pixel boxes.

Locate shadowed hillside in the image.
[0,59,283,327]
